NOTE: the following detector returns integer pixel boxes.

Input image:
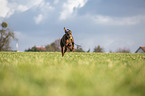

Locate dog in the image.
[60,27,75,57]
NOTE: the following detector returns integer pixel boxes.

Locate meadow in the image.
[0,52,145,96]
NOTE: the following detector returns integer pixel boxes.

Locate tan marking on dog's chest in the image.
[66,39,72,44]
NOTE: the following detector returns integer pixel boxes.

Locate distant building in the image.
[135,46,145,53]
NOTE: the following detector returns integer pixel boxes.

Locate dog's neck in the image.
[65,34,69,40]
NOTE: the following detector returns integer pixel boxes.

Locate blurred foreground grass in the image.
[0,52,145,96]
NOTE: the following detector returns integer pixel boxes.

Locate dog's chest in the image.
[66,39,72,44]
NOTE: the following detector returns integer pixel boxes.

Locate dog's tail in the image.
[74,43,81,47]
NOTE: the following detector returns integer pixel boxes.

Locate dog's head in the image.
[65,29,73,39]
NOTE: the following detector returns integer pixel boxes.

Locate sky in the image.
[0,0,145,52]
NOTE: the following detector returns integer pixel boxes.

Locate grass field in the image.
[0,52,145,96]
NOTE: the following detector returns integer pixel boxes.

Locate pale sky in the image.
[0,0,145,52]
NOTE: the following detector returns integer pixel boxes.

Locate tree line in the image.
[25,39,130,53]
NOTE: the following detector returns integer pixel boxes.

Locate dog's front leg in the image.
[68,46,72,51]
[72,42,75,51]
[62,46,65,57]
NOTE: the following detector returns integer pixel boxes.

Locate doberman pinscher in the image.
[60,27,75,57]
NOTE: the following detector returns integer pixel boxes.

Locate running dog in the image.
[60,27,75,57]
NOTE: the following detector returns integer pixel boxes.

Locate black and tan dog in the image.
[60,27,75,57]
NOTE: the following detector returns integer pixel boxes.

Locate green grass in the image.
[0,52,145,96]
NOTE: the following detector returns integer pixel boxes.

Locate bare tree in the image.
[93,45,104,53]
[75,45,85,52]
[116,48,130,53]
[0,22,16,51]
[45,39,61,52]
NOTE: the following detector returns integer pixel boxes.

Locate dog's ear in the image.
[64,27,67,33]
[69,30,72,34]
